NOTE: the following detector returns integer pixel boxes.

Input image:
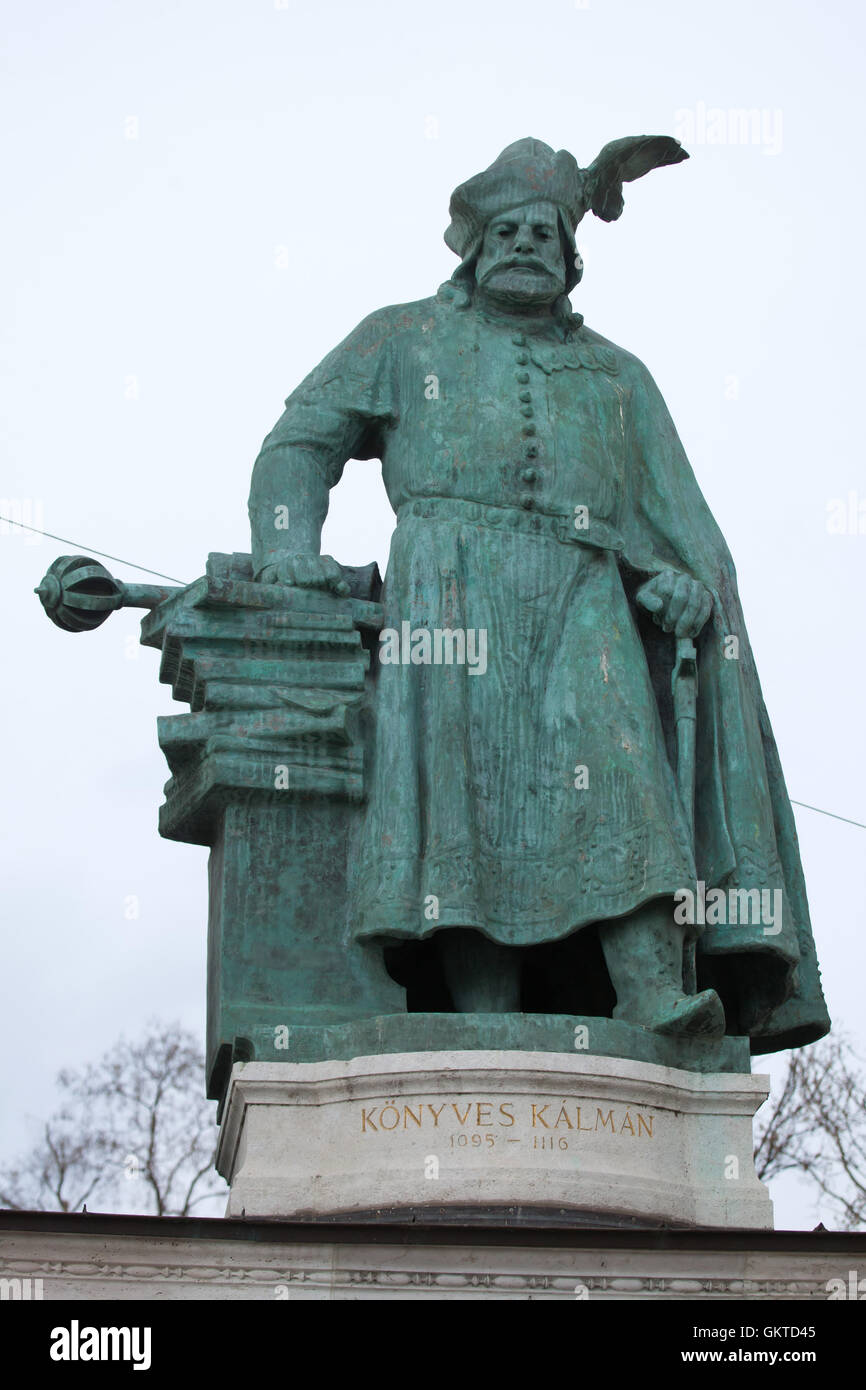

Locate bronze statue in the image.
[247,136,829,1051]
[38,137,829,1095]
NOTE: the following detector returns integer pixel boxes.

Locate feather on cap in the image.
[444,134,688,256]
[583,135,689,222]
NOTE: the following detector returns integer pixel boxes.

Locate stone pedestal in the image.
[216,1051,773,1229]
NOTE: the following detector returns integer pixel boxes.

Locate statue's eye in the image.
[497,227,511,238]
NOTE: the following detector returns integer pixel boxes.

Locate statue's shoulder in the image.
[291,298,439,403]
[336,297,441,360]
[575,323,655,388]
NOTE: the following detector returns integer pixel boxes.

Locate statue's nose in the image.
[513,226,536,253]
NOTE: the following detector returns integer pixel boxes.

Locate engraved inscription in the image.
[359,1099,655,1140]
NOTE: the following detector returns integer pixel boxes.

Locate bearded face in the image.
[474,200,567,310]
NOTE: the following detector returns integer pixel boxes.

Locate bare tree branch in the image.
[0,1020,227,1216]
[754,1031,866,1230]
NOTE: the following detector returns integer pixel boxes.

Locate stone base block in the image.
[216,1051,773,1229]
[5,1211,864,1300]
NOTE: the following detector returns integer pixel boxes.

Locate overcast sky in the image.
[2,0,864,1230]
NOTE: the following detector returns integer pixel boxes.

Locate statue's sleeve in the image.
[618,358,734,586]
[249,311,397,576]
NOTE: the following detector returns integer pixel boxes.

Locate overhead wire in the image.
[0,514,187,584]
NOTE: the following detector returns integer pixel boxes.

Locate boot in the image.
[437,928,522,1012]
[599,899,725,1039]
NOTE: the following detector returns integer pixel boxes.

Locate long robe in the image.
[249,285,830,1054]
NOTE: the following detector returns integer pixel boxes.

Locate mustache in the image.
[478,255,556,281]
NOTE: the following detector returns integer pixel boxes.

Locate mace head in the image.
[35,555,124,632]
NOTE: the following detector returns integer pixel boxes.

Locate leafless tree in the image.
[0,1020,227,1216]
[0,1113,111,1214]
[754,1030,866,1230]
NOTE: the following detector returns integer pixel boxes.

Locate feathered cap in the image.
[445,135,688,290]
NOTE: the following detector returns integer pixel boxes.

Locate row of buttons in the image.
[513,332,539,508]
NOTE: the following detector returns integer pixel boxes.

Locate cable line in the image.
[790,801,865,831]
[0,514,188,584]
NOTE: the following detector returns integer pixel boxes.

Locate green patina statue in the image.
[38,136,830,1096]
[247,135,829,1052]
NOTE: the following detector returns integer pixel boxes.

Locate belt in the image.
[396,497,625,554]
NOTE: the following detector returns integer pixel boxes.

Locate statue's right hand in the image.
[256,553,350,596]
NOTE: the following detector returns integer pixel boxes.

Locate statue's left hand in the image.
[636,570,712,638]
